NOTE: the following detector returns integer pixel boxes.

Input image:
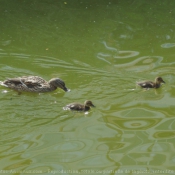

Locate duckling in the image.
[63,100,95,112]
[0,76,69,93]
[137,77,165,89]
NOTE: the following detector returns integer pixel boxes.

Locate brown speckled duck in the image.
[137,77,165,89]
[63,100,95,112]
[0,76,69,93]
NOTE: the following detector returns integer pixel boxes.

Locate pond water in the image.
[0,0,175,175]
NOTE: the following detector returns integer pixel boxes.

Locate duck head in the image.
[49,78,70,92]
[155,77,165,84]
[84,100,95,107]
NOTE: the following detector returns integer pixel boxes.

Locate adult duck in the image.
[0,76,69,93]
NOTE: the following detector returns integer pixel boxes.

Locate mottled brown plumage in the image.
[137,77,165,89]
[63,100,95,112]
[0,76,69,93]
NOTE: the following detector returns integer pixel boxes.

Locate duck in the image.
[136,77,165,89]
[63,100,95,112]
[0,76,69,93]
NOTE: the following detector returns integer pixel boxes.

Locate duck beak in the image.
[91,104,95,107]
[162,80,165,84]
[63,86,71,92]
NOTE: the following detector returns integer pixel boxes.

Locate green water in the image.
[0,0,175,175]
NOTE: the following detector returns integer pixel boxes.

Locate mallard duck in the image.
[137,77,165,89]
[63,100,95,112]
[0,76,69,93]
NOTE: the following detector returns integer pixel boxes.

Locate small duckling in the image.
[137,77,165,89]
[63,100,95,112]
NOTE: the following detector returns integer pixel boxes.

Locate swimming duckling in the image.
[137,77,165,89]
[63,100,95,112]
[0,76,69,93]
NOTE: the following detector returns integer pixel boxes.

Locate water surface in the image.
[0,0,175,174]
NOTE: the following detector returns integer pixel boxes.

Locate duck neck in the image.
[49,81,57,90]
[155,82,160,88]
[84,106,90,111]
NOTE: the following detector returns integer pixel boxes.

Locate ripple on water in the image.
[126,152,166,165]
[114,56,163,72]
[106,116,162,130]
[161,43,175,48]
[85,124,120,137]
[96,141,130,152]
[131,142,174,152]
[97,41,139,64]
[153,131,175,139]
[113,50,139,59]
[111,108,165,118]
[56,140,85,152]
[97,50,140,64]
[1,40,11,46]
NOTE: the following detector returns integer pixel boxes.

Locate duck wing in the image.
[67,103,83,111]
[137,81,154,88]
[4,76,46,88]
[22,76,47,87]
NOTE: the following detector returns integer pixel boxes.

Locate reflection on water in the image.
[0,0,175,174]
